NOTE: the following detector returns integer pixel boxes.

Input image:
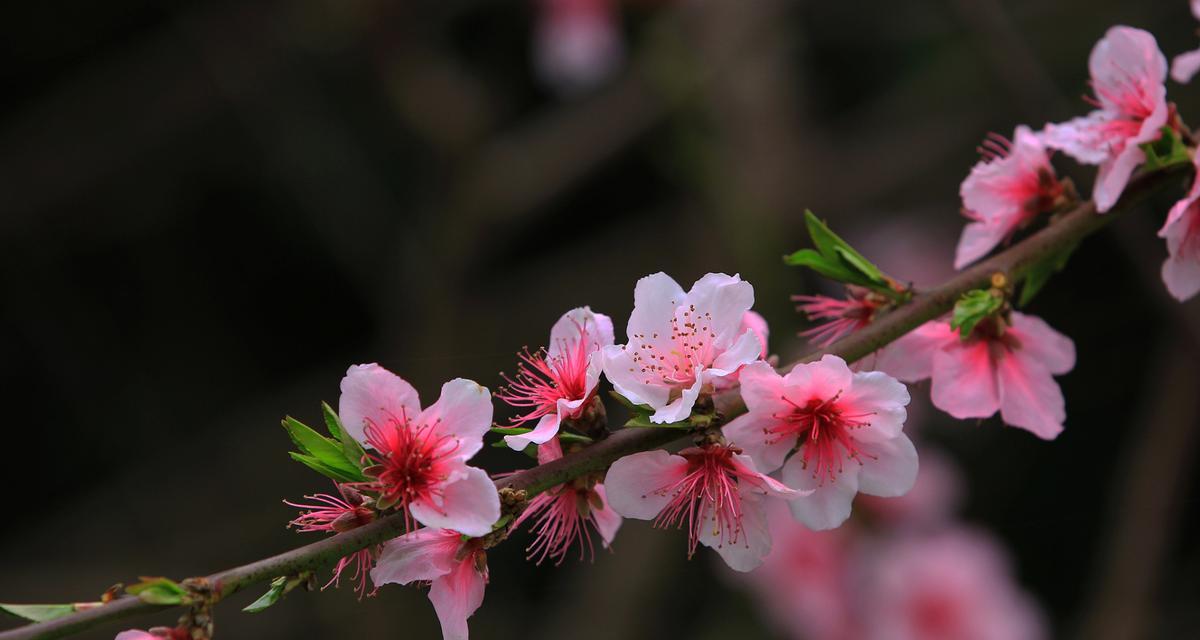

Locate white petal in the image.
[418,379,493,462]
[700,496,773,572]
[782,454,861,531]
[371,528,459,587]
[604,450,688,520]
[410,465,501,537]
[856,434,919,498]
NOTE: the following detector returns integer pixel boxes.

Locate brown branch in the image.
[0,165,1185,640]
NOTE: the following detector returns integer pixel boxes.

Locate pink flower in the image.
[371,528,488,640]
[603,272,763,424]
[956,126,1064,269]
[114,630,186,640]
[741,310,770,358]
[859,529,1046,640]
[1042,26,1168,212]
[511,437,622,564]
[339,364,500,537]
[724,357,916,531]
[604,442,802,571]
[497,306,613,450]
[741,502,857,640]
[1172,1,1200,83]
[1158,154,1200,301]
[793,287,885,348]
[534,0,623,94]
[877,313,1075,439]
[284,484,378,598]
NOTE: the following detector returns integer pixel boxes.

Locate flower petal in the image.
[1172,48,1200,84]
[371,528,460,587]
[930,342,1000,420]
[856,434,919,498]
[604,450,688,520]
[782,453,861,531]
[410,465,501,537]
[1008,312,1075,376]
[954,220,1010,270]
[418,378,493,462]
[724,412,795,474]
[548,306,614,359]
[591,484,623,547]
[874,321,955,382]
[649,376,703,424]
[687,272,756,340]
[711,328,765,375]
[428,558,486,640]
[841,370,910,442]
[503,412,561,451]
[996,351,1066,440]
[339,363,422,446]
[701,496,773,572]
[602,344,670,409]
[627,272,687,340]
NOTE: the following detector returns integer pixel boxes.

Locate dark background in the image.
[2,1,1199,638]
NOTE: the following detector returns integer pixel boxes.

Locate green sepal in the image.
[491,514,513,531]
[1019,242,1078,307]
[1140,127,1192,171]
[127,577,188,606]
[243,573,311,613]
[0,603,100,622]
[950,289,1004,339]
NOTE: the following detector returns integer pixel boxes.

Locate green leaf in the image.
[0,603,97,622]
[1019,242,1078,306]
[489,426,533,436]
[950,289,1003,339]
[805,211,887,284]
[557,432,594,444]
[623,413,692,429]
[243,577,288,613]
[289,452,365,483]
[607,390,649,412]
[127,577,188,605]
[783,249,860,283]
[321,402,345,442]
[1141,127,1191,171]
[282,417,365,481]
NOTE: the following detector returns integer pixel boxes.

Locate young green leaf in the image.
[289,452,366,483]
[1019,242,1078,307]
[282,417,364,481]
[783,248,860,283]
[321,402,345,442]
[1140,126,1191,171]
[950,289,1003,339]
[243,577,288,613]
[127,577,188,606]
[489,426,533,436]
[0,603,98,622]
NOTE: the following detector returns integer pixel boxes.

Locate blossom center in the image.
[362,411,458,518]
[774,394,873,484]
[629,304,717,387]
[650,444,753,557]
[497,324,594,424]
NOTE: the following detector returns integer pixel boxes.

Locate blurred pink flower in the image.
[603,272,763,423]
[339,365,500,537]
[1158,154,1200,301]
[284,484,378,597]
[725,357,916,531]
[371,528,488,640]
[858,528,1046,640]
[497,306,613,450]
[741,310,770,358]
[956,126,1063,269]
[1171,1,1200,83]
[511,437,622,564]
[1042,26,1168,212]
[534,0,624,95]
[604,442,801,571]
[793,287,885,348]
[878,313,1075,439]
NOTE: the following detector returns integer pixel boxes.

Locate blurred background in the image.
[2,0,1199,638]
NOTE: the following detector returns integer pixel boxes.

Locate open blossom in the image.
[534,0,623,95]
[793,287,885,348]
[603,272,763,424]
[1042,26,1168,212]
[511,437,621,565]
[605,442,802,571]
[497,307,613,450]
[1172,1,1200,83]
[956,126,1064,269]
[725,357,917,531]
[339,364,500,537]
[1158,153,1200,301]
[877,313,1075,440]
[284,484,378,598]
[860,529,1046,640]
[371,528,488,640]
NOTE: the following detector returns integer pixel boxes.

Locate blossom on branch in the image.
[339,364,501,537]
[956,126,1064,269]
[604,442,803,571]
[511,437,622,565]
[371,528,489,640]
[1159,153,1200,301]
[793,287,885,348]
[1042,26,1169,212]
[497,306,613,450]
[603,272,763,423]
[724,357,917,531]
[878,313,1075,439]
[284,484,378,598]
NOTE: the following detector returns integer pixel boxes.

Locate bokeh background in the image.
[3,0,1200,638]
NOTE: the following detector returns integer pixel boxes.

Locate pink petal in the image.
[700,495,773,572]
[1162,246,1200,301]
[782,354,855,401]
[736,361,790,414]
[996,351,1066,439]
[535,436,564,465]
[733,453,805,499]
[1089,27,1167,107]
[417,378,493,462]
[590,483,623,547]
[339,363,422,446]
[954,219,1010,270]
[1094,144,1149,213]
[710,328,764,375]
[115,632,157,640]
[1041,111,1113,165]
[604,449,689,520]
[649,376,703,424]
[503,412,561,451]
[741,310,770,357]
[1172,48,1200,84]
[930,342,1001,420]
[601,344,670,409]
[410,465,501,537]
[855,434,919,498]
[548,306,614,360]
[781,453,861,531]
[371,528,460,587]
[841,370,910,442]
[874,320,955,382]
[428,557,486,640]
[724,411,795,474]
[1008,312,1076,376]
[686,272,756,340]
[626,272,687,341]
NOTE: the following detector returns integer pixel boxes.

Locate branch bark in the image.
[0,165,1184,640]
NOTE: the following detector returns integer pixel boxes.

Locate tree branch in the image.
[0,165,1184,640]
